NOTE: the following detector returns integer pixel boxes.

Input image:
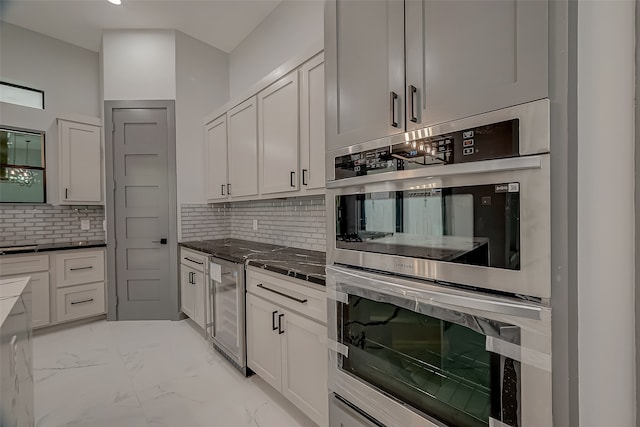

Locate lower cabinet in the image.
[0,248,107,330]
[246,268,328,427]
[180,248,207,329]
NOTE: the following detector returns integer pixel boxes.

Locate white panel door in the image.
[405,0,548,128]
[228,97,258,198]
[246,293,282,391]
[325,0,405,150]
[2,271,50,329]
[299,54,326,191]
[280,309,328,427]
[59,120,102,203]
[258,71,299,194]
[180,265,195,320]
[205,115,229,201]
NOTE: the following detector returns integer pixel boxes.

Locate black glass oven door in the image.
[336,293,521,427]
[335,183,520,270]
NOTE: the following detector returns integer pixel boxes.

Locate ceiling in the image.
[0,0,282,53]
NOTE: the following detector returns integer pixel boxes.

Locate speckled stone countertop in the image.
[180,238,326,286]
[0,240,107,256]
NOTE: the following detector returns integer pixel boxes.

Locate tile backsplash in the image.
[180,195,326,252]
[0,204,105,246]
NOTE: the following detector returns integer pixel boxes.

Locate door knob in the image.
[152,238,168,244]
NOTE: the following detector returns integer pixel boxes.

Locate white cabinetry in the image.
[299,53,326,192]
[53,249,106,323]
[0,247,107,329]
[325,0,549,150]
[58,118,103,204]
[180,248,206,329]
[205,115,229,201]
[258,71,299,195]
[228,97,259,198]
[246,267,328,427]
[0,254,50,329]
[204,50,325,202]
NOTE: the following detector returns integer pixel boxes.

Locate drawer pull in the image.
[70,298,94,305]
[70,266,93,271]
[184,257,204,265]
[257,283,308,304]
[272,310,278,331]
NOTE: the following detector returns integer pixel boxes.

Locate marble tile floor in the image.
[33,319,317,427]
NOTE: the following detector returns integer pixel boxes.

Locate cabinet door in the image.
[246,293,282,391]
[192,269,205,329]
[228,97,258,198]
[259,72,300,194]
[299,54,326,191]
[180,265,195,320]
[405,0,548,129]
[281,309,328,426]
[59,120,103,203]
[205,115,229,201]
[325,0,405,151]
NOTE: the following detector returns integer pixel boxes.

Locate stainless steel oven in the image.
[326,99,551,299]
[327,265,552,427]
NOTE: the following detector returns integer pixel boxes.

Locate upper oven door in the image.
[327,154,550,298]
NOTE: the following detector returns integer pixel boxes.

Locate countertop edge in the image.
[0,241,107,256]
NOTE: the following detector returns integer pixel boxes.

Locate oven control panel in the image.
[335,119,519,179]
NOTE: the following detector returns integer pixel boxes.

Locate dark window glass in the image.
[0,128,46,203]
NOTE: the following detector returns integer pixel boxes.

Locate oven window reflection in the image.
[335,184,520,270]
[339,295,520,427]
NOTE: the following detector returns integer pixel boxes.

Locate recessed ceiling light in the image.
[108,0,122,5]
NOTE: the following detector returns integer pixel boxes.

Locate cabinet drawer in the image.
[55,250,104,288]
[180,248,207,272]
[0,254,48,276]
[246,267,326,324]
[56,282,105,322]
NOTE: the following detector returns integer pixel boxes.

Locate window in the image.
[0,127,46,203]
[0,82,44,110]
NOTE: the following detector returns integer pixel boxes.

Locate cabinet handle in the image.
[390,91,399,128]
[227,184,231,196]
[290,171,295,187]
[221,184,225,196]
[71,298,94,305]
[302,169,308,186]
[409,85,418,123]
[278,313,285,335]
[70,266,93,271]
[185,257,204,265]
[272,310,279,331]
[65,188,69,199]
[257,283,308,304]
[188,272,193,284]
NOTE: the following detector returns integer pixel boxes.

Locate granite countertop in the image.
[180,239,326,286]
[0,240,107,256]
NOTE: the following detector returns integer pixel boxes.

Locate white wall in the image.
[577,1,636,425]
[229,0,323,98]
[102,30,176,101]
[0,22,101,204]
[175,31,229,205]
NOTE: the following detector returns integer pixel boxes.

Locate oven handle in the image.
[327,266,542,320]
[326,155,544,189]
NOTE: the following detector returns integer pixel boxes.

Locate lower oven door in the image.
[327,266,552,427]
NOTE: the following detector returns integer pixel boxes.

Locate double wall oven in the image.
[326,100,552,427]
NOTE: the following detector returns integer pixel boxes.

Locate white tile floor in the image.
[33,319,317,427]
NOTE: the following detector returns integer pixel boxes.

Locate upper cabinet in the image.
[227,96,259,198]
[205,115,229,201]
[325,0,549,150]
[205,51,325,203]
[58,118,103,204]
[258,71,300,195]
[324,0,404,151]
[299,53,326,191]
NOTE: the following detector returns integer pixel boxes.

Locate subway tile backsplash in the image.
[0,204,105,246]
[180,195,326,252]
